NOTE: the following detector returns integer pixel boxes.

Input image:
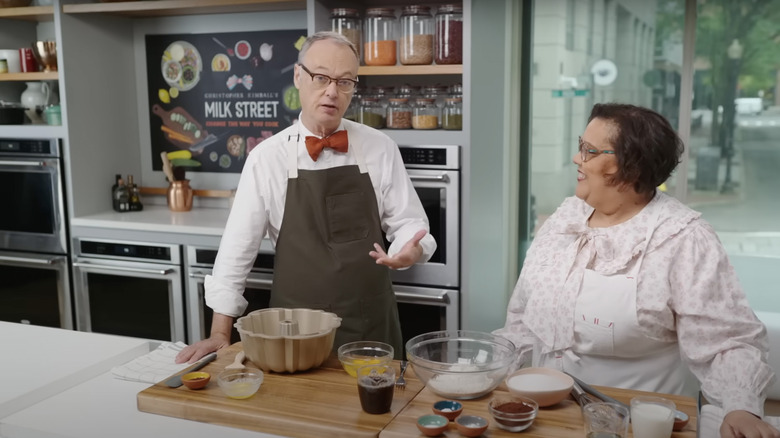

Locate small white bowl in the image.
[505,367,574,407]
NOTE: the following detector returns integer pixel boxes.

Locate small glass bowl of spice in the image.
[488,394,538,432]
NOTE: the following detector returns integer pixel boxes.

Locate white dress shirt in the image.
[205,117,436,319]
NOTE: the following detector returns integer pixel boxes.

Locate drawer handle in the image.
[73,261,172,276]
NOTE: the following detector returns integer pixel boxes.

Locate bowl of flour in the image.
[405,330,517,400]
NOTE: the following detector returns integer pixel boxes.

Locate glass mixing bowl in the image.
[405,330,517,399]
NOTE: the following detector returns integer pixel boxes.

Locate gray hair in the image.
[297,31,359,64]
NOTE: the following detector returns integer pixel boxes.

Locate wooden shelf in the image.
[358,65,462,76]
[0,72,59,81]
[0,5,54,21]
[63,0,305,17]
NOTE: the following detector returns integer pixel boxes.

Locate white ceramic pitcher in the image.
[20,82,50,111]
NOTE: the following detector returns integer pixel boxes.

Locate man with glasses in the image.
[177,32,435,363]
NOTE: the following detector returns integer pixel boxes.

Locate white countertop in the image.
[0,322,149,419]
[0,323,284,438]
[70,205,230,236]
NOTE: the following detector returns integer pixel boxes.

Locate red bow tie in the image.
[304,130,349,161]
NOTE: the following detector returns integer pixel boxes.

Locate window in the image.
[528,0,780,312]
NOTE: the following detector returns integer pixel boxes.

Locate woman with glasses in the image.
[177,31,435,363]
[495,103,778,437]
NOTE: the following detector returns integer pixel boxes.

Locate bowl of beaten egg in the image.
[505,367,574,407]
[337,341,394,377]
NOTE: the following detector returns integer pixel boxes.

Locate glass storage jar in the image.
[412,98,439,130]
[370,85,395,109]
[400,5,434,65]
[386,98,413,129]
[331,8,362,63]
[344,90,362,122]
[396,83,419,102]
[364,8,398,66]
[435,4,463,65]
[359,97,386,128]
[442,97,462,130]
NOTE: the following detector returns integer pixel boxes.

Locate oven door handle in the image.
[395,291,450,305]
[0,254,61,265]
[0,160,46,167]
[189,271,274,289]
[73,261,173,276]
[409,174,450,183]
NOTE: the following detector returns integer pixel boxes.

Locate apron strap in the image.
[286,133,299,179]
[351,137,368,174]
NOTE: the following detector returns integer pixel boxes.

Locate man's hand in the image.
[369,229,427,270]
[175,330,231,364]
[720,410,780,438]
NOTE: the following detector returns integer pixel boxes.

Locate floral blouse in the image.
[494,191,775,416]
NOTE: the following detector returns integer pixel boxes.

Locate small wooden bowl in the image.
[432,400,463,421]
[455,415,489,437]
[417,414,449,437]
[181,371,211,390]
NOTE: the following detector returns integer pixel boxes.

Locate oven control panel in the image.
[398,145,460,170]
[77,239,180,264]
[0,139,58,157]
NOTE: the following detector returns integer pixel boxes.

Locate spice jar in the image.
[400,5,434,65]
[331,8,362,63]
[364,8,398,66]
[386,98,412,129]
[359,97,386,128]
[435,4,463,65]
[412,98,439,130]
[442,97,462,130]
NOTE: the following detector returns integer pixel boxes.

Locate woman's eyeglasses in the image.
[298,64,358,92]
[578,136,616,162]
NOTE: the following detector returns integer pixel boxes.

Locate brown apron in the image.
[269,130,403,358]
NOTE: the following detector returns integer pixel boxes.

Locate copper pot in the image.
[167,180,193,212]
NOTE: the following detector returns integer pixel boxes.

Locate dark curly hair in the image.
[589,103,683,195]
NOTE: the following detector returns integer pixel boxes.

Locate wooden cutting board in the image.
[137,343,424,438]
[380,383,699,438]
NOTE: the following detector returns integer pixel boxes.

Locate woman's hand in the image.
[369,229,427,270]
[720,410,780,438]
[175,333,230,364]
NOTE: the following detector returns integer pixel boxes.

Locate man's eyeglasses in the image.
[298,64,358,92]
[578,136,616,162]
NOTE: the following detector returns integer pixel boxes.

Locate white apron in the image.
[535,209,697,397]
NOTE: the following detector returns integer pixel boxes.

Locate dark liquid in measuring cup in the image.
[358,374,394,414]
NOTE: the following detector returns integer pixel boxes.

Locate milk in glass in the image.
[630,397,675,438]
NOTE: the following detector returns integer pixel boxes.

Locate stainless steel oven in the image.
[185,243,275,344]
[392,145,460,288]
[0,138,72,329]
[72,238,185,342]
[395,284,459,354]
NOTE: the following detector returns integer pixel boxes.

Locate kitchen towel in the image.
[698,404,780,436]
[111,341,192,384]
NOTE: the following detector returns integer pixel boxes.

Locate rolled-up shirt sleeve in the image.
[205,148,271,318]
[373,133,436,264]
[671,223,775,416]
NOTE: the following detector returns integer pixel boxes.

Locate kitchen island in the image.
[0,322,701,437]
